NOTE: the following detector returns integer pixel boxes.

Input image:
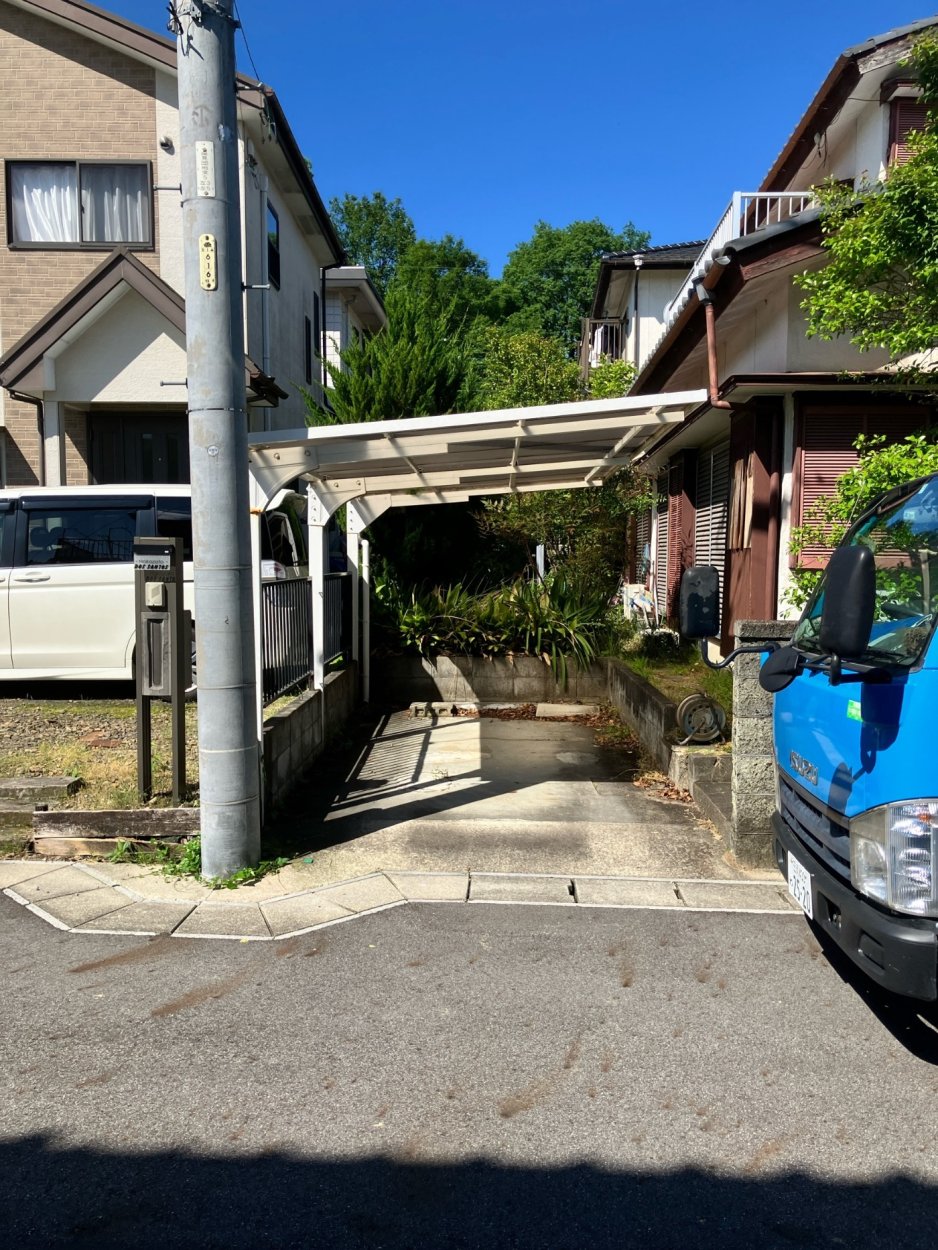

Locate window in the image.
[156,497,193,562]
[267,203,280,288]
[304,315,312,385]
[8,161,151,247]
[889,97,928,165]
[26,505,139,565]
[312,291,321,367]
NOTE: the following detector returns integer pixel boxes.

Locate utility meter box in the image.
[133,539,191,696]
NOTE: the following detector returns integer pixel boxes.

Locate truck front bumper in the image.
[774,814,938,1001]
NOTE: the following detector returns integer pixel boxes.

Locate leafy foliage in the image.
[500,219,650,353]
[787,429,938,608]
[307,284,474,425]
[373,571,609,683]
[328,191,416,296]
[478,472,657,600]
[796,35,938,360]
[587,356,636,398]
[395,235,504,325]
[475,326,580,410]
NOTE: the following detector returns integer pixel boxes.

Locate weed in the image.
[106,838,135,863]
[161,835,289,889]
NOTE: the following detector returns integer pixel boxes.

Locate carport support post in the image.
[177,0,260,876]
[346,501,366,665]
[308,488,328,690]
[362,538,371,702]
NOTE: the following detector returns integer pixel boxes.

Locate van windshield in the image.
[792,476,938,668]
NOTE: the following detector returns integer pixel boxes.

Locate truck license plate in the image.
[787,851,814,920]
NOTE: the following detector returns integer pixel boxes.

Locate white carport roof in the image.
[248,390,707,521]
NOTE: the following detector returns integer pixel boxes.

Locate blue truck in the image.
[681,473,938,1000]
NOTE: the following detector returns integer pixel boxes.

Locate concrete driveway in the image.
[275,708,748,884]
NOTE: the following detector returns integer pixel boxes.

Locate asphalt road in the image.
[2,898,938,1249]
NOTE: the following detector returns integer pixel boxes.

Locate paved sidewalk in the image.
[0,859,800,940]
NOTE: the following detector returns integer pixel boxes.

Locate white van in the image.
[0,485,308,680]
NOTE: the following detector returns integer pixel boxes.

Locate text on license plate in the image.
[787,851,814,920]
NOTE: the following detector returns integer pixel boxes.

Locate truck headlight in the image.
[850,801,938,917]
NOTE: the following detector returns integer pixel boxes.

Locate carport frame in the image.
[247,389,707,709]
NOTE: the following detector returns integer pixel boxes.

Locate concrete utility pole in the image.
[176,0,260,876]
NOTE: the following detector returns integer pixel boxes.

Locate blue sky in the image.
[116,1,935,274]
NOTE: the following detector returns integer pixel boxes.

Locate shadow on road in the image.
[1,1134,935,1248]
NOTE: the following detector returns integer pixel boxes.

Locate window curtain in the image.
[10,164,78,243]
[80,165,149,243]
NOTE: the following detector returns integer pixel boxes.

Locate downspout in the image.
[765,412,781,617]
[632,253,644,367]
[10,389,45,485]
[693,280,732,410]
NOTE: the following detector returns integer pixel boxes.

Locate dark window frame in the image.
[304,315,313,385]
[6,158,154,251]
[267,202,281,289]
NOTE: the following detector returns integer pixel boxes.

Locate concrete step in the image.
[691,777,733,841]
[0,776,80,804]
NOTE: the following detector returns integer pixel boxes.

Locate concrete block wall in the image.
[731,620,794,866]
[603,658,675,772]
[262,665,357,814]
[373,655,607,706]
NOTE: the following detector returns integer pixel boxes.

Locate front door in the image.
[89,413,189,484]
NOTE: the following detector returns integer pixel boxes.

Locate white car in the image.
[0,484,308,680]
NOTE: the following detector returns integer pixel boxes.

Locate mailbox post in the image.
[134,537,191,803]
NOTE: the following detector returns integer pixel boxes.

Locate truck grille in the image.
[778,773,850,879]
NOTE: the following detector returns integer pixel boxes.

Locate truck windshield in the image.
[792,476,938,668]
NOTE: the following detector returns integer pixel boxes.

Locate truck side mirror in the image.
[758,645,803,692]
[679,566,720,639]
[819,545,875,659]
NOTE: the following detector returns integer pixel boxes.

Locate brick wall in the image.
[0,2,159,484]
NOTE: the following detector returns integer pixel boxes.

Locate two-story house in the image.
[0,0,347,488]
[590,16,937,646]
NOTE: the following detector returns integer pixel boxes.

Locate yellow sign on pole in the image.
[199,233,217,291]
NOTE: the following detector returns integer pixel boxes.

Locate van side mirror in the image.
[679,566,720,640]
[819,545,875,659]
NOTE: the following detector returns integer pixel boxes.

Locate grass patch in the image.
[619,650,733,722]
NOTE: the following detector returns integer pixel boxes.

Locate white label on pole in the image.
[195,140,216,197]
[199,234,217,291]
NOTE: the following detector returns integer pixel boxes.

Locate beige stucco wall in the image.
[0,0,159,484]
[50,291,186,404]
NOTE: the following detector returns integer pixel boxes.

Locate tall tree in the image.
[500,219,650,353]
[328,191,416,296]
[797,35,938,361]
[307,283,474,425]
[394,234,504,325]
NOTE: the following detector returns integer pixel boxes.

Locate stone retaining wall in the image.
[372,655,607,706]
[732,620,794,867]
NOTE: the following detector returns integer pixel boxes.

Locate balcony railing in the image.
[579,317,624,375]
[657,190,815,345]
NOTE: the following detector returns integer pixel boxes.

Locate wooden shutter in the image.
[797,409,926,568]
[633,508,651,584]
[654,478,669,617]
[694,441,730,597]
[890,98,929,165]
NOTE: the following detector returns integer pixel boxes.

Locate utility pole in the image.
[175,0,260,876]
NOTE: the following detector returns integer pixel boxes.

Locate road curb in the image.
[0,860,801,941]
